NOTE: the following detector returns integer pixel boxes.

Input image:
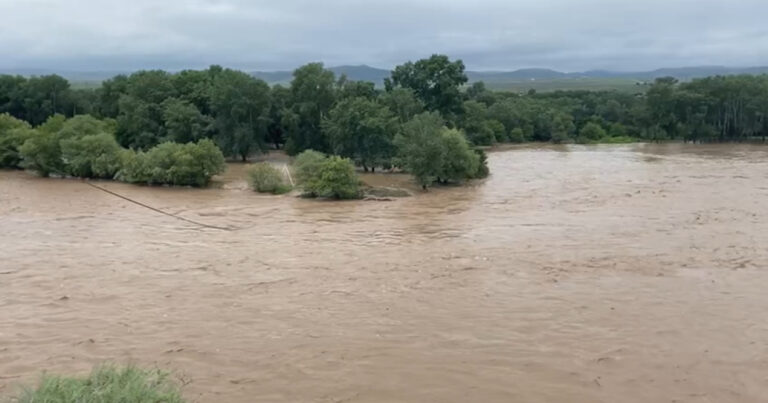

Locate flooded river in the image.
[2,144,768,402]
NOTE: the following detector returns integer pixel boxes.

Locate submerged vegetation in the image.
[2,54,768,191]
[0,113,225,186]
[293,150,361,199]
[248,162,292,194]
[13,364,184,403]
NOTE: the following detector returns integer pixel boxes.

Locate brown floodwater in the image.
[1,144,768,402]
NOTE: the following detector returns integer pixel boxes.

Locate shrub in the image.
[1,128,35,169]
[303,156,360,199]
[248,162,292,194]
[19,130,63,176]
[15,364,184,403]
[60,133,123,178]
[119,139,226,186]
[293,150,326,184]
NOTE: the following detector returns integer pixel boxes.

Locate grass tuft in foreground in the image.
[15,364,184,403]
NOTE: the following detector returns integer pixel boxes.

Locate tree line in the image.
[2,54,767,187]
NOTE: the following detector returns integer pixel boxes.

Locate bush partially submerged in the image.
[60,133,123,179]
[119,139,226,187]
[248,162,292,194]
[0,113,34,168]
[293,149,326,184]
[395,112,485,188]
[293,151,361,199]
[19,130,63,177]
[15,364,184,403]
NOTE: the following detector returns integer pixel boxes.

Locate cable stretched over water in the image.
[84,181,233,231]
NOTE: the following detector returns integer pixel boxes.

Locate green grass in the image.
[14,365,184,403]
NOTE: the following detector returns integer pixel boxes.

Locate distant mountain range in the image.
[3,65,768,86]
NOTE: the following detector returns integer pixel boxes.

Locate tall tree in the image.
[385,54,468,121]
[162,98,212,143]
[379,88,425,123]
[285,63,336,154]
[209,69,271,161]
[323,97,398,171]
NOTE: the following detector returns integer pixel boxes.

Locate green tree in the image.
[394,112,446,188]
[578,122,607,143]
[0,75,26,118]
[162,98,211,143]
[386,54,468,121]
[460,100,495,145]
[20,75,73,125]
[378,87,425,123]
[119,139,225,187]
[0,113,33,168]
[95,75,129,118]
[116,95,164,149]
[114,71,177,149]
[266,84,292,149]
[60,133,123,178]
[337,76,377,100]
[323,97,398,171]
[37,114,66,134]
[550,113,575,143]
[209,69,271,161]
[57,114,111,139]
[508,127,525,143]
[645,77,679,140]
[285,63,336,154]
[172,68,216,114]
[19,130,62,176]
[438,128,480,182]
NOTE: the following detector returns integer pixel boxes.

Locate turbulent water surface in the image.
[1,144,767,402]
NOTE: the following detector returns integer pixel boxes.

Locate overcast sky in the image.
[1,0,767,72]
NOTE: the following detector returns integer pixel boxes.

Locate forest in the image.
[1,54,768,190]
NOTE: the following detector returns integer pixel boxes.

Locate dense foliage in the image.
[119,139,225,187]
[4,54,768,189]
[395,112,482,188]
[0,112,226,186]
[15,365,184,403]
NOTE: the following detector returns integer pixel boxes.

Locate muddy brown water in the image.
[1,144,768,402]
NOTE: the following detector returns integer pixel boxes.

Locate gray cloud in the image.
[1,0,767,71]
